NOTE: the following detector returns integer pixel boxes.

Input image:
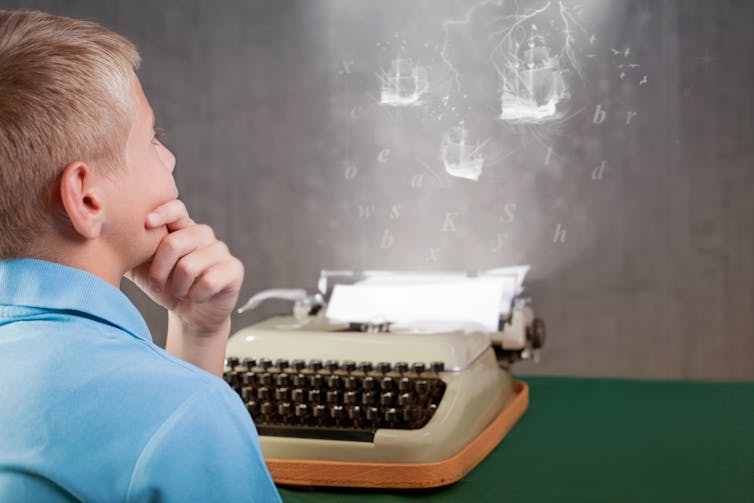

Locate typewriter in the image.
[224,268,545,488]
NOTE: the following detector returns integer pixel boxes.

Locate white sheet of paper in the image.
[326,268,526,332]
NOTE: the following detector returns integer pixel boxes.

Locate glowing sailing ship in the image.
[379,58,429,107]
[440,124,488,181]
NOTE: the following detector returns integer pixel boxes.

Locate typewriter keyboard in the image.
[224,357,447,442]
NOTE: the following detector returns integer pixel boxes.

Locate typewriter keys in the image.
[228,355,448,443]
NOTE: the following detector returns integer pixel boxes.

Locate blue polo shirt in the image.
[0,259,280,502]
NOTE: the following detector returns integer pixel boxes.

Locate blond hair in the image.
[0,10,141,258]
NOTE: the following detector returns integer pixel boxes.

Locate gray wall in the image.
[5,0,753,380]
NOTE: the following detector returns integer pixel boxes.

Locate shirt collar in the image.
[0,258,152,343]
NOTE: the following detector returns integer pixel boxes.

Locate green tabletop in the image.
[277,376,754,503]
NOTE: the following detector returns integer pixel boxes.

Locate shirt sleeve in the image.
[125,382,281,503]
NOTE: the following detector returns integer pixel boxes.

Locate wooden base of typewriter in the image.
[265,379,528,489]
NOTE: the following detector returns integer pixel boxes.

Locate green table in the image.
[278,376,754,503]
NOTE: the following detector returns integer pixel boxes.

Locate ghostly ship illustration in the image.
[499,37,570,123]
[440,124,488,181]
[379,58,429,107]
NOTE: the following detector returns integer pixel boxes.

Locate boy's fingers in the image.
[186,258,245,304]
[148,225,216,289]
[167,241,230,299]
[145,199,193,230]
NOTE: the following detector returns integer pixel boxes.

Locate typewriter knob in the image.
[327,375,342,389]
[430,361,445,373]
[259,358,273,370]
[258,373,272,386]
[257,387,271,401]
[241,357,256,370]
[380,392,395,406]
[309,374,325,388]
[325,360,339,372]
[275,387,290,401]
[308,389,323,403]
[342,360,356,372]
[242,372,256,385]
[411,362,426,374]
[343,375,359,390]
[309,359,323,372]
[292,359,306,371]
[344,391,359,405]
[365,406,380,421]
[326,390,341,404]
[375,362,391,373]
[398,393,413,406]
[415,380,429,394]
[260,401,274,415]
[395,362,409,374]
[292,374,307,387]
[274,359,289,371]
[348,405,363,420]
[226,356,240,369]
[246,401,259,415]
[528,318,546,349]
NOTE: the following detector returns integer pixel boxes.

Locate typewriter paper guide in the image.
[326,272,525,333]
[228,317,491,371]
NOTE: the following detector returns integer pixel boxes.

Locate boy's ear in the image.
[58,161,105,240]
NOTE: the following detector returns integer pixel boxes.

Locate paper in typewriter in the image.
[326,265,528,333]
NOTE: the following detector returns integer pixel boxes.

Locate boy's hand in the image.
[125,199,244,336]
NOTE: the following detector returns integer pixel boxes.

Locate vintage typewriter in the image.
[224,268,545,488]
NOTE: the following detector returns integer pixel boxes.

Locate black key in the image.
[291,388,305,403]
[411,362,426,374]
[295,403,309,418]
[381,376,395,391]
[398,393,412,406]
[327,375,342,389]
[430,361,445,373]
[246,400,259,415]
[375,362,391,373]
[380,392,394,407]
[403,406,421,422]
[292,359,306,371]
[243,372,256,386]
[275,373,290,387]
[309,359,323,372]
[362,392,376,406]
[325,360,339,372]
[394,362,409,373]
[258,373,272,386]
[259,358,273,370]
[241,357,256,370]
[257,387,271,401]
[226,356,240,369]
[342,360,356,372]
[398,377,412,392]
[344,391,359,405]
[309,374,324,387]
[326,390,341,404]
[312,404,327,418]
[275,359,289,371]
[292,373,308,387]
[385,408,398,422]
[241,387,255,401]
[358,362,373,373]
[365,406,380,421]
[275,387,290,401]
[415,380,429,394]
[308,389,323,403]
[343,376,359,390]
[331,405,346,420]
[278,402,292,417]
[348,405,363,420]
[362,376,376,391]
[260,401,274,415]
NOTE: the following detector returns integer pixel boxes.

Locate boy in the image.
[0,10,280,502]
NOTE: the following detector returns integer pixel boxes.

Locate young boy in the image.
[0,10,280,502]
